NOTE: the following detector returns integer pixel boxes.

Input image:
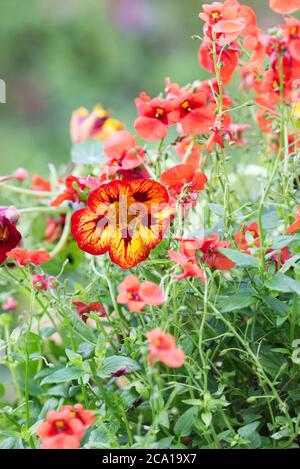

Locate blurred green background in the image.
[0,0,280,176]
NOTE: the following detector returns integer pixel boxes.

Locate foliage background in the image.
[0,0,279,176]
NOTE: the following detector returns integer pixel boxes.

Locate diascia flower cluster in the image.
[0,0,300,451]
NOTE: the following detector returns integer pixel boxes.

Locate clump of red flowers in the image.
[36,404,94,449]
[146,328,185,368]
[117,275,164,312]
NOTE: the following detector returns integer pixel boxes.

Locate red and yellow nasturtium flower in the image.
[71,179,171,269]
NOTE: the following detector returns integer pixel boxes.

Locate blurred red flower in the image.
[147,328,185,368]
[72,299,106,322]
[6,248,50,267]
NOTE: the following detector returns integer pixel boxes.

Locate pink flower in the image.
[13,168,29,181]
[117,275,164,312]
[32,274,58,291]
[2,296,18,311]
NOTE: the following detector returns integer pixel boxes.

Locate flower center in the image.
[155,107,165,118]
[55,420,65,432]
[210,10,222,23]
[0,225,9,242]
[181,100,192,112]
[127,292,140,301]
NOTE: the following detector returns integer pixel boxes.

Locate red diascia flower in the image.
[6,249,51,267]
[117,275,164,312]
[104,130,145,175]
[229,123,251,145]
[0,207,22,265]
[71,179,171,269]
[175,137,202,169]
[199,0,255,45]
[170,87,215,136]
[32,274,58,291]
[51,176,104,207]
[206,117,234,153]
[31,175,51,192]
[72,300,106,322]
[146,328,185,368]
[269,0,300,14]
[60,404,94,429]
[2,296,18,311]
[198,41,240,84]
[161,164,207,195]
[234,222,260,253]
[134,92,177,141]
[287,206,300,233]
[168,239,207,282]
[36,405,94,449]
[281,16,300,62]
[70,104,124,144]
[199,234,235,270]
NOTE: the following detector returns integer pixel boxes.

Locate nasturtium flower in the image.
[70,104,124,144]
[0,207,22,265]
[71,179,171,269]
[117,275,164,312]
[147,328,186,368]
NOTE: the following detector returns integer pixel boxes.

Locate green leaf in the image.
[270,235,300,250]
[201,411,212,427]
[219,248,259,267]
[220,292,255,312]
[99,356,140,378]
[265,272,300,295]
[262,296,289,316]
[40,366,84,385]
[174,407,197,437]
